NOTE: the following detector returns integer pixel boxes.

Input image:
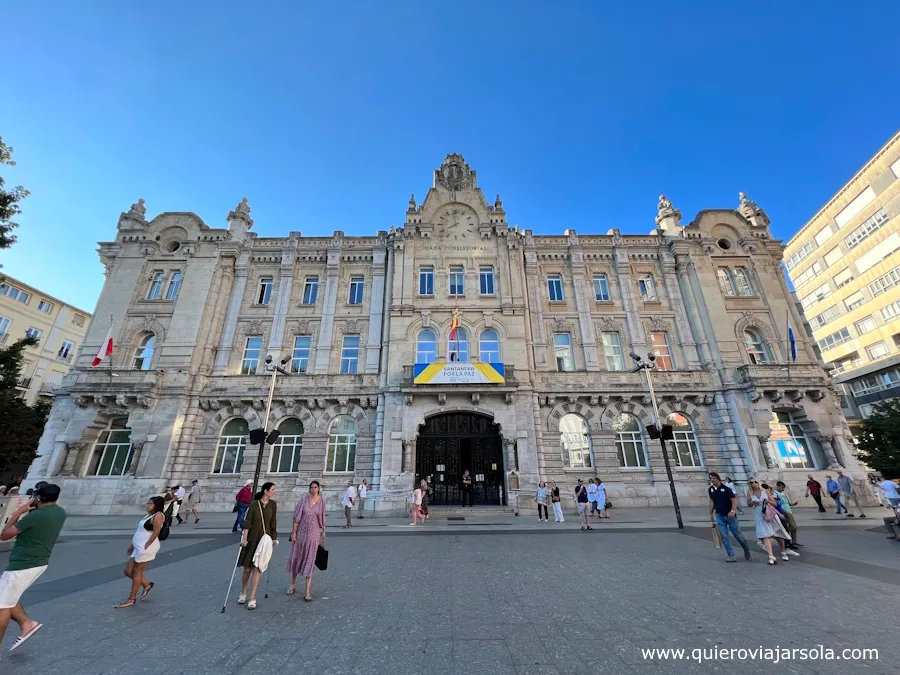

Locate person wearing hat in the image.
[233,479,254,533]
[0,484,66,658]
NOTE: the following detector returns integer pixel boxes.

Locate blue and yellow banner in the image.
[413,362,505,384]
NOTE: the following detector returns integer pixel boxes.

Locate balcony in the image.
[16,376,32,389]
[57,352,73,363]
[736,363,827,388]
[401,364,519,387]
[533,368,711,392]
[68,368,162,407]
[0,333,7,344]
[39,381,60,396]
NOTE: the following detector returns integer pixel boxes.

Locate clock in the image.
[436,206,475,239]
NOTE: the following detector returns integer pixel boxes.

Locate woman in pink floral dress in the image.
[287,480,326,601]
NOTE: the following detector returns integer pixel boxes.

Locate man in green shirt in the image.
[0,483,67,658]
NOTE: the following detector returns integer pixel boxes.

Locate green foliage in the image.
[0,136,30,249]
[0,335,48,472]
[856,398,900,478]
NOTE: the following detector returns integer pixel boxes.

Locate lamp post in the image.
[249,354,291,494]
[630,351,684,530]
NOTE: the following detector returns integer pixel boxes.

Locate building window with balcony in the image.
[593,274,611,301]
[25,327,41,342]
[326,416,357,473]
[668,412,702,467]
[766,412,814,469]
[479,329,500,362]
[416,329,437,364]
[448,328,469,362]
[867,341,889,360]
[560,414,592,468]
[257,277,273,305]
[348,276,364,305]
[554,333,575,372]
[340,335,360,374]
[849,368,900,396]
[88,417,133,476]
[213,418,247,474]
[0,283,29,303]
[0,316,10,342]
[419,268,434,296]
[638,275,657,301]
[650,332,673,370]
[479,266,495,295]
[165,272,182,300]
[615,413,648,468]
[449,266,465,296]
[133,333,155,371]
[241,336,262,374]
[744,329,774,364]
[269,418,303,473]
[602,332,625,371]
[302,277,318,305]
[854,316,877,335]
[291,335,311,373]
[547,274,564,302]
[37,300,53,313]
[58,340,75,361]
[147,272,165,300]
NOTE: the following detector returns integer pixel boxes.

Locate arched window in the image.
[327,416,357,472]
[614,413,648,468]
[560,414,592,468]
[133,333,155,371]
[667,412,701,467]
[744,329,774,364]
[88,417,133,476]
[270,418,303,473]
[767,412,814,469]
[214,418,247,474]
[416,329,437,364]
[448,328,469,362]
[479,329,500,362]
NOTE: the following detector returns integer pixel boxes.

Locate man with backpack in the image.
[233,480,253,533]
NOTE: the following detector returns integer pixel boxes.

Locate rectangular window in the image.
[602,332,625,371]
[814,225,833,247]
[257,278,273,305]
[593,275,611,301]
[88,423,134,477]
[855,316,877,335]
[291,336,311,374]
[855,232,900,273]
[72,315,85,327]
[340,335,360,374]
[818,327,852,351]
[418,268,434,296]
[845,208,888,248]
[0,283,29,304]
[165,272,182,300]
[651,332,673,370]
[867,341,889,360]
[823,247,843,268]
[882,300,900,321]
[326,424,357,473]
[547,274,564,302]
[833,269,854,288]
[57,339,75,361]
[37,300,53,313]
[0,316,10,339]
[785,242,813,271]
[302,277,319,305]
[348,276,364,305]
[479,266,495,295]
[147,272,164,300]
[553,333,575,372]
[801,283,831,309]
[868,265,900,297]
[732,268,753,296]
[449,266,465,296]
[844,291,864,312]
[25,327,41,341]
[810,305,841,329]
[717,269,736,296]
[836,186,876,227]
[792,261,823,289]
[638,275,657,301]
[241,337,262,374]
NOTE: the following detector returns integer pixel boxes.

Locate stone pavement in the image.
[0,508,898,674]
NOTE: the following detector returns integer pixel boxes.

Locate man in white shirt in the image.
[880,477,900,508]
[357,480,369,520]
[184,480,202,524]
[342,481,356,528]
[173,485,186,525]
[724,477,743,515]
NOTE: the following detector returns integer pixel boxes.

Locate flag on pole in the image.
[449,307,460,342]
[92,327,114,367]
[786,311,797,362]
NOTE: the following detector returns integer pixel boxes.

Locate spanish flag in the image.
[449,307,460,342]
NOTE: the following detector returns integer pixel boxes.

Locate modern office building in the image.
[784,131,900,428]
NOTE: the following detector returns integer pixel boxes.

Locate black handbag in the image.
[315,544,328,571]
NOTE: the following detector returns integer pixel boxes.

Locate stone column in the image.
[757,436,776,469]
[814,433,841,469]
[523,246,547,366]
[660,259,700,368]
[613,248,643,353]
[568,237,600,371]
[675,261,712,366]
[267,246,297,361]
[366,245,386,373]
[314,237,342,373]
[128,441,146,475]
[47,438,69,477]
[213,253,250,374]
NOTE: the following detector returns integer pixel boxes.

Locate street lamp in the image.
[630,351,684,530]
[248,354,291,494]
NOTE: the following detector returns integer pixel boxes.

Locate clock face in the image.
[436,206,475,239]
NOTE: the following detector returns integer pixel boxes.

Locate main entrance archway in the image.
[416,412,505,506]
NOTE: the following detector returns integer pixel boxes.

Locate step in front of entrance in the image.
[426,506,516,519]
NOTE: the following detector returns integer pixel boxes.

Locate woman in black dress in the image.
[238,482,277,610]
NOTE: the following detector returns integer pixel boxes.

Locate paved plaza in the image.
[1,508,898,674]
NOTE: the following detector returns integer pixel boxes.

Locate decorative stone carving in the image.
[421,312,431,329]
[73,395,91,408]
[589,396,599,407]
[567,395,578,404]
[436,154,473,191]
[813,432,834,443]
[252,398,265,411]
[554,317,566,331]
[600,396,610,407]
[674,393,685,403]
[62,441,88,476]
[769,390,784,403]
[808,389,825,401]
[641,395,652,406]
[408,194,417,212]
[246,320,263,335]
[343,319,359,334]
[405,394,413,406]
[547,395,556,407]
[291,319,310,335]
[494,194,503,211]
[748,389,761,403]
[471,393,480,406]
[127,198,147,221]
[505,392,515,405]
[655,194,681,227]
[483,311,493,329]
[438,393,446,406]
[115,394,128,408]
[789,390,804,403]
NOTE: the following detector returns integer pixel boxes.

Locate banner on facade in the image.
[414,362,505,384]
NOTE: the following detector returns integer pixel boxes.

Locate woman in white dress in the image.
[596,479,608,519]
[116,496,165,608]
[747,479,790,565]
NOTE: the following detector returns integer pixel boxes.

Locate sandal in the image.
[304,596,312,602]
[781,553,789,561]
[247,600,257,610]
[140,582,154,600]
[767,556,777,565]
[286,587,296,596]
[581,526,586,531]
[237,594,246,605]
[114,599,136,608]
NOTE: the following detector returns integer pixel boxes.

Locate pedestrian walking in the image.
[708,473,750,562]
[724,477,743,515]
[357,479,369,519]
[162,488,176,527]
[595,479,608,519]
[575,479,592,530]
[837,470,866,518]
[233,479,253,533]
[748,479,791,565]
[173,484,185,524]
[534,482,549,521]
[238,482,278,610]
[420,479,430,521]
[774,481,802,551]
[183,480,202,524]
[0,484,66,659]
[882,502,900,539]
[115,496,166,608]
[411,481,426,526]
[287,481,326,602]
[805,475,826,513]
[586,478,598,517]
[550,481,564,523]
[879,477,900,508]
[825,475,847,515]
[342,480,356,528]
[461,470,474,507]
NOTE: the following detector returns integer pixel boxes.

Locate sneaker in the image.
[859,514,867,519]
[786,549,800,557]
[725,557,736,563]
[742,546,751,560]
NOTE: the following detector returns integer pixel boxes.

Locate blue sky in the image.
[2,1,898,312]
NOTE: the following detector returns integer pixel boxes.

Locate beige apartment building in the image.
[785,131,900,428]
[0,274,92,405]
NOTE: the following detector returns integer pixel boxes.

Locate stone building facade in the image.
[25,155,868,514]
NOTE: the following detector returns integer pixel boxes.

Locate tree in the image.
[0,136,30,250]
[0,335,49,473]
[855,398,900,478]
